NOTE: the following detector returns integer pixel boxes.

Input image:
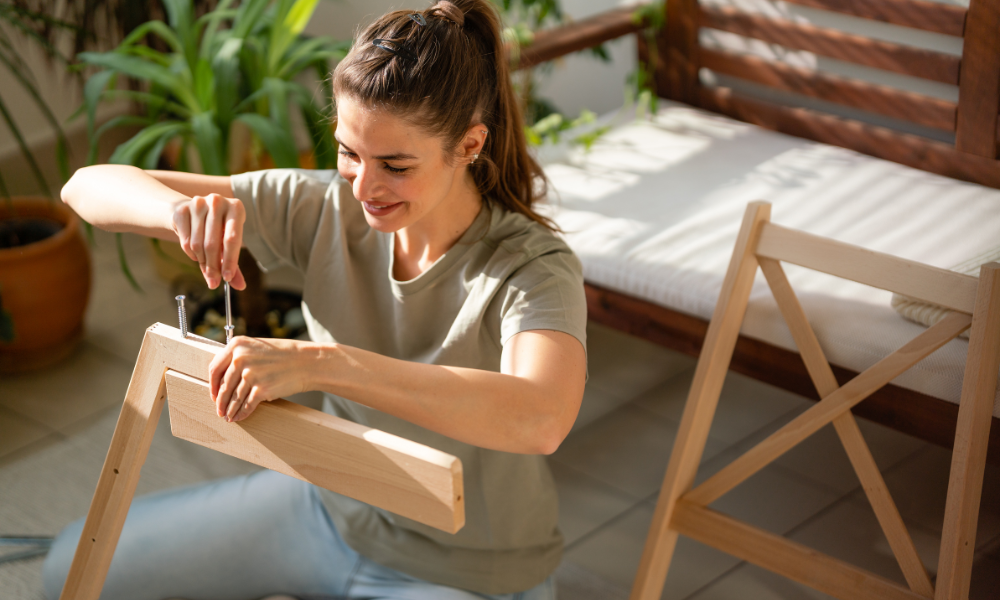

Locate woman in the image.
[44,1,587,598]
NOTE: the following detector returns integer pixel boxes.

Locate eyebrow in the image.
[336,138,418,161]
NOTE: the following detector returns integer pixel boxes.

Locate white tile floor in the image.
[2,229,999,599]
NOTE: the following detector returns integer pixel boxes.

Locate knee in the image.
[41,517,85,600]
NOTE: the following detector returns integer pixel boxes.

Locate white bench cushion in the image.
[542,101,1000,416]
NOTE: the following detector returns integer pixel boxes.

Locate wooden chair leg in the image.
[629,202,771,600]
[59,330,168,600]
[935,263,1000,600]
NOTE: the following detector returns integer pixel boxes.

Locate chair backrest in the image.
[653,0,1000,188]
[631,201,1000,600]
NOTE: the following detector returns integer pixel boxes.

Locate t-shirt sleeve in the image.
[230,168,339,272]
[499,248,588,353]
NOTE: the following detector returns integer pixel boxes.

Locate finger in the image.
[229,267,247,291]
[234,386,262,422]
[227,375,252,421]
[221,202,244,285]
[172,205,195,260]
[208,346,233,401]
[216,359,242,418]
[188,197,209,284]
[203,195,225,289]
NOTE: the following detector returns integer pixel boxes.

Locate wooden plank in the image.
[672,502,929,600]
[685,311,971,506]
[664,0,700,104]
[60,325,220,600]
[514,5,642,70]
[759,258,934,597]
[781,0,967,37]
[936,263,1000,600]
[698,87,1000,189]
[955,0,1000,157]
[583,283,1000,465]
[700,48,957,131]
[165,371,465,533]
[699,6,961,85]
[757,223,979,314]
[630,202,771,600]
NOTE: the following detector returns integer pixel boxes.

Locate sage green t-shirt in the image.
[231,169,587,594]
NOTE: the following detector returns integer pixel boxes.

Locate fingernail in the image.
[223,270,232,281]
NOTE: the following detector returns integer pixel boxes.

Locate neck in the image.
[393,172,482,281]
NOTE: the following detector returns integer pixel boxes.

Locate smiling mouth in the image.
[362,200,403,216]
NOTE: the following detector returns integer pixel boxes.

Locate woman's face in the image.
[334,95,483,236]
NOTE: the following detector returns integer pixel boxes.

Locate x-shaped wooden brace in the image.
[631,202,1000,600]
[60,324,464,600]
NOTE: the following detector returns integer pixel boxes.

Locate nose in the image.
[352,161,379,202]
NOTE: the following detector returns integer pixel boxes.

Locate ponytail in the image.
[332,0,555,230]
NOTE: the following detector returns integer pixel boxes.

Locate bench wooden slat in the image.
[781,0,967,37]
[756,223,979,313]
[699,6,961,85]
[699,86,1000,189]
[515,5,642,70]
[700,48,957,131]
[955,0,1000,158]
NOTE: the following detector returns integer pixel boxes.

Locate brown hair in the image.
[332,0,554,230]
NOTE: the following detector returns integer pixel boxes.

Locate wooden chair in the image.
[629,201,999,600]
[59,324,464,600]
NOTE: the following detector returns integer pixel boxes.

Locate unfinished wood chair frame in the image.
[59,323,464,600]
[629,202,1000,600]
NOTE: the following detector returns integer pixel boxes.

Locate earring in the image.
[480,130,487,135]
[471,153,479,164]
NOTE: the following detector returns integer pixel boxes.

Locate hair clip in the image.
[372,38,416,62]
[410,13,427,26]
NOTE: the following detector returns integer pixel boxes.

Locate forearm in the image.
[61,165,189,239]
[307,342,580,455]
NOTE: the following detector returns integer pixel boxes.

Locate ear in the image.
[460,122,488,164]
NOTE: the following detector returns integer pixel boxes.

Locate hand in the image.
[172,193,246,290]
[209,337,312,422]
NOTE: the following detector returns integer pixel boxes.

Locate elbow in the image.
[531,397,581,456]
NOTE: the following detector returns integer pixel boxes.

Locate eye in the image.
[384,164,408,174]
[338,150,358,160]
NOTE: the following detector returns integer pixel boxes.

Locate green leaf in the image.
[83,70,115,142]
[109,121,188,167]
[191,112,228,175]
[0,91,52,197]
[233,0,271,39]
[269,0,320,72]
[213,37,244,130]
[263,77,292,133]
[193,58,216,110]
[79,52,200,111]
[236,113,299,168]
[117,20,183,56]
[116,233,143,292]
[89,116,154,161]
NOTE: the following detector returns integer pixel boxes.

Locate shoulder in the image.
[231,168,347,203]
[483,203,579,272]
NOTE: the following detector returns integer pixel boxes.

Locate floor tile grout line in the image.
[0,430,69,469]
[549,458,647,504]
[563,495,652,554]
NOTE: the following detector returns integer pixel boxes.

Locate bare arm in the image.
[61,165,244,288]
[209,329,587,455]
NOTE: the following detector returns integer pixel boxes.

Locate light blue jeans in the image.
[42,470,556,600]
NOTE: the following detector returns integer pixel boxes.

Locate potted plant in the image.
[80,0,347,339]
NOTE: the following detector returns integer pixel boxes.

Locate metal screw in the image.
[224,282,234,344]
[175,295,188,337]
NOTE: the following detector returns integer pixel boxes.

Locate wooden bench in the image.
[514,0,1000,464]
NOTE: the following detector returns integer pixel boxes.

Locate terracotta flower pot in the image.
[0,197,92,373]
